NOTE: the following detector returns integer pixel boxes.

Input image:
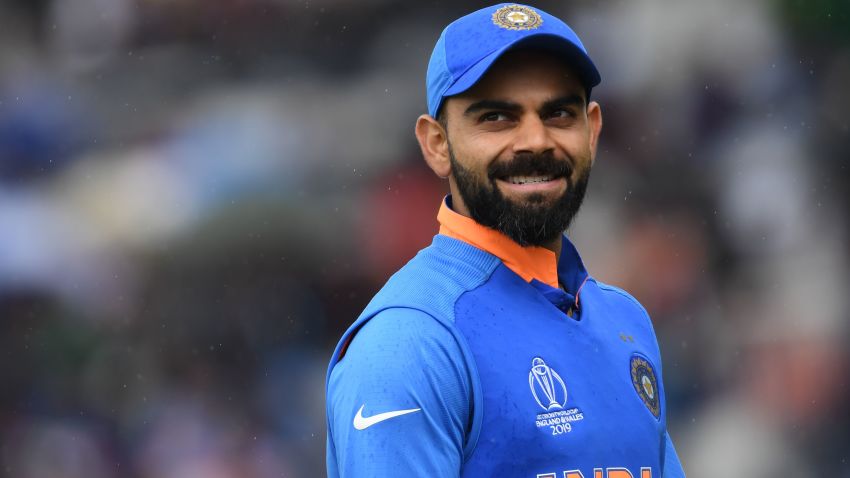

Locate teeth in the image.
[506,175,554,185]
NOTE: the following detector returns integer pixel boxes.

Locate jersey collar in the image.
[437,196,588,295]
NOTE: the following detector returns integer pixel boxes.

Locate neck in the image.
[541,235,563,263]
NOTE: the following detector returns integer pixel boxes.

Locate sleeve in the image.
[662,432,686,477]
[612,286,686,478]
[615,288,685,478]
[326,307,472,478]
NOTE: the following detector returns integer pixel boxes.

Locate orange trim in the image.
[437,200,559,288]
[575,275,589,310]
[337,330,357,361]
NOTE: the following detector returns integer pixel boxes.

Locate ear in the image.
[415,114,451,178]
[586,101,603,163]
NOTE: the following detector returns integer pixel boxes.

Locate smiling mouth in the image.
[495,175,567,197]
[504,175,557,185]
[488,152,573,192]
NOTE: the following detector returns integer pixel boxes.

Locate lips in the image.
[504,175,557,185]
[488,153,573,186]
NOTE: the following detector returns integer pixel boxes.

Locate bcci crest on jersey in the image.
[630,354,661,419]
[529,357,584,435]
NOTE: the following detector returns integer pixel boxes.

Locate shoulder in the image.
[585,279,659,341]
[325,307,474,474]
[330,307,473,392]
[379,236,502,300]
[359,235,502,322]
[327,236,499,402]
[592,280,652,321]
[326,307,474,445]
[327,307,470,400]
[346,307,461,360]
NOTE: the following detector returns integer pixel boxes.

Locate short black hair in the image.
[436,108,448,131]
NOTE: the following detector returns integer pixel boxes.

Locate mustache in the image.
[487,152,573,181]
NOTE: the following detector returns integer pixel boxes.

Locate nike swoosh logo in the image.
[352,404,421,430]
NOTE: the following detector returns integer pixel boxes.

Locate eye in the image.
[480,111,512,122]
[547,108,576,120]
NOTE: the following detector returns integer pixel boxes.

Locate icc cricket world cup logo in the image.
[528,357,567,411]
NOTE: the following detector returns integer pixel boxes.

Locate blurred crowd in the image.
[0,0,848,476]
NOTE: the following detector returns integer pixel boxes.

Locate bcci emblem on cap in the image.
[492,4,543,31]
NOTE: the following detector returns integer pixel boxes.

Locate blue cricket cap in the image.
[426,3,601,118]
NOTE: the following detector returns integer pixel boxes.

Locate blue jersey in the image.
[326,199,686,478]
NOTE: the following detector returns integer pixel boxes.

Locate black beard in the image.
[450,148,590,247]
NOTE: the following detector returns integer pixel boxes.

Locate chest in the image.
[453,269,665,477]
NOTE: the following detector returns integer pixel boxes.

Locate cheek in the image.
[452,137,499,168]
[461,134,514,166]
[555,131,593,161]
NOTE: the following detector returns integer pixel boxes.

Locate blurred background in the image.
[0,0,848,476]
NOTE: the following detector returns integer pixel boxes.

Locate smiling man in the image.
[326,4,686,477]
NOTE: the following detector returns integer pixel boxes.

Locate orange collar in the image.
[437,198,559,288]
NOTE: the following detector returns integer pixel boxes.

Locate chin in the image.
[507,191,565,208]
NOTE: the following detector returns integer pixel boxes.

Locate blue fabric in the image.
[425,3,601,117]
[455,266,666,476]
[326,234,686,477]
[425,30,451,118]
[326,308,471,477]
[663,432,686,478]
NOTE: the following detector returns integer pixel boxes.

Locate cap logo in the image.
[492,5,543,31]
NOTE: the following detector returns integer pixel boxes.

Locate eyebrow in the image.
[463,100,522,116]
[463,94,587,117]
[541,94,586,111]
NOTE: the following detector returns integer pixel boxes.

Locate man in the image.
[326,4,686,477]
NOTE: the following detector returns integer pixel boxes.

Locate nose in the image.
[512,114,556,155]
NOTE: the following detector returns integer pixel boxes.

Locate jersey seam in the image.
[451,268,501,465]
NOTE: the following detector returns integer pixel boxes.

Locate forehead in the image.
[447,49,585,111]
